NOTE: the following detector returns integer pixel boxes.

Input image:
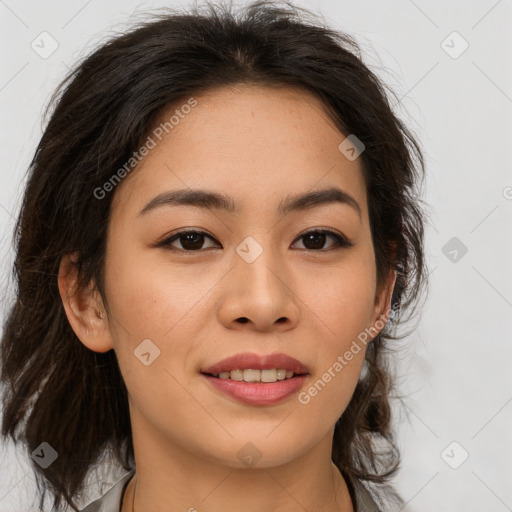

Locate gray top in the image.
[79,470,381,512]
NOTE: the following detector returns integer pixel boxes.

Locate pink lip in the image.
[202,374,309,406]
[200,352,309,375]
[200,352,310,406]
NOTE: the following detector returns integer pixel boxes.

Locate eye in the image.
[157,228,353,253]
[157,230,220,252]
[291,229,353,251]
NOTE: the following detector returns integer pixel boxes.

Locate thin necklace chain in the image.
[131,474,136,512]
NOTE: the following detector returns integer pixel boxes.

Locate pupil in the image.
[182,233,203,250]
[304,232,325,250]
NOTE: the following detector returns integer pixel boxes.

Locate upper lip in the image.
[201,352,310,375]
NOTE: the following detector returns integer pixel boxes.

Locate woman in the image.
[0,1,427,511]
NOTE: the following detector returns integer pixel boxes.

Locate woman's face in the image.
[97,84,394,467]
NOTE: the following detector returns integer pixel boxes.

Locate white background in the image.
[1,0,511,510]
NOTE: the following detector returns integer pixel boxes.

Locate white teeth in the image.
[212,368,297,382]
[276,369,287,380]
[230,369,244,381]
[261,369,277,382]
[243,369,260,382]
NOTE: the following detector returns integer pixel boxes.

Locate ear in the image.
[369,266,397,337]
[58,252,113,353]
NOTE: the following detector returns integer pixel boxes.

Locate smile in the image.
[208,368,296,382]
[200,352,310,405]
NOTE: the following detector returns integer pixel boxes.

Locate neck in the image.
[121,415,353,512]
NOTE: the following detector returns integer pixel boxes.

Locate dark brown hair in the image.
[1,1,427,510]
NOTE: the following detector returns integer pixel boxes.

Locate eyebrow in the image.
[137,186,362,221]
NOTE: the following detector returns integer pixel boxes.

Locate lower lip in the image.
[202,374,309,405]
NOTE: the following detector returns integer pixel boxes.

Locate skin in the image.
[59,84,396,512]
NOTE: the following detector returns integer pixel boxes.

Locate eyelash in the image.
[156,228,354,253]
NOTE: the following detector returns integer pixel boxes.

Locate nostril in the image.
[237,317,249,323]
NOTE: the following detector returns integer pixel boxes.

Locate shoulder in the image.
[79,471,135,512]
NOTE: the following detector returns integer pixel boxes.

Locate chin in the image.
[194,428,322,469]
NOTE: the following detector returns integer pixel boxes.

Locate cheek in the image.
[102,246,212,427]
[292,254,376,414]
[299,254,377,342]
[104,241,215,341]
[294,282,372,436]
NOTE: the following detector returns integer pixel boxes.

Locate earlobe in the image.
[57,252,113,353]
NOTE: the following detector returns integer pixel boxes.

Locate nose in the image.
[216,241,300,332]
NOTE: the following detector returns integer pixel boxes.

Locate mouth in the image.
[200,352,310,405]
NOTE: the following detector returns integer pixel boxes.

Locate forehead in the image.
[110,84,368,219]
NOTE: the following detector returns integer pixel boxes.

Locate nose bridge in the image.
[234,234,282,296]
